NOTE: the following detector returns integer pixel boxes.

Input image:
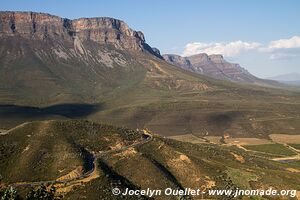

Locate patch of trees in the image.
[0,185,61,200]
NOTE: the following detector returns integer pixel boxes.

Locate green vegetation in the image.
[226,168,257,189]
[0,42,300,138]
[289,160,300,168]
[65,136,300,199]
[1,187,18,200]
[243,144,297,156]
[0,13,300,200]
[0,185,60,200]
[26,185,60,200]
[1,120,300,200]
[0,120,142,183]
[288,143,300,150]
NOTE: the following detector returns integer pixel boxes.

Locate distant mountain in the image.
[268,72,300,81]
[163,53,278,86]
[267,73,300,85]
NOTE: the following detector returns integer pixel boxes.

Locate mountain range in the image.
[268,72,300,86]
[0,11,299,138]
[163,53,280,86]
[1,11,300,200]
[0,11,281,107]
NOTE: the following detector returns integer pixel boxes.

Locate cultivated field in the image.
[225,138,272,146]
[243,144,297,156]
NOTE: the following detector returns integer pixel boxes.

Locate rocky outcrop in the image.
[163,53,259,83]
[72,17,146,51]
[0,11,156,54]
[163,54,193,70]
[151,48,160,55]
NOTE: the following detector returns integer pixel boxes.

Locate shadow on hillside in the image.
[0,103,102,119]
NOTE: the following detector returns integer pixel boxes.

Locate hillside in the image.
[0,11,300,138]
[0,120,142,183]
[0,120,300,199]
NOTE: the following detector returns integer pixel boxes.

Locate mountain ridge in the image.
[0,11,161,57]
[163,53,279,85]
[0,11,170,106]
[0,11,300,138]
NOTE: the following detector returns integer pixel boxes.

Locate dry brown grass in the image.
[270,134,300,144]
[114,147,137,158]
[109,142,124,150]
[286,168,300,173]
[230,152,245,163]
[56,166,83,181]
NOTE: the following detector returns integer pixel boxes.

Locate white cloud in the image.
[182,36,300,60]
[261,36,300,59]
[182,41,261,57]
[268,36,300,50]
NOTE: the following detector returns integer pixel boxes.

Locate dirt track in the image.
[7,131,153,188]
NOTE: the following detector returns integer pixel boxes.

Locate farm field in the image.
[225,137,272,146]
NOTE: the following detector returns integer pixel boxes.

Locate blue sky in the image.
[1,0,300,78]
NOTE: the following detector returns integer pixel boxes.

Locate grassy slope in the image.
[65,134,300,200]
[0,120,141,183]
[89,56,300,137]
[0,37,300,138]
[0,120,299,199]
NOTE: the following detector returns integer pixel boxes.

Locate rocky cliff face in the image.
[1,11,215,106]
[0,11,167,105]
[163,53,259,83]
[0,11,282,107]
[0,11,157,54]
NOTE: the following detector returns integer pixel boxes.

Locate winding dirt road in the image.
[7,131,153,188]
